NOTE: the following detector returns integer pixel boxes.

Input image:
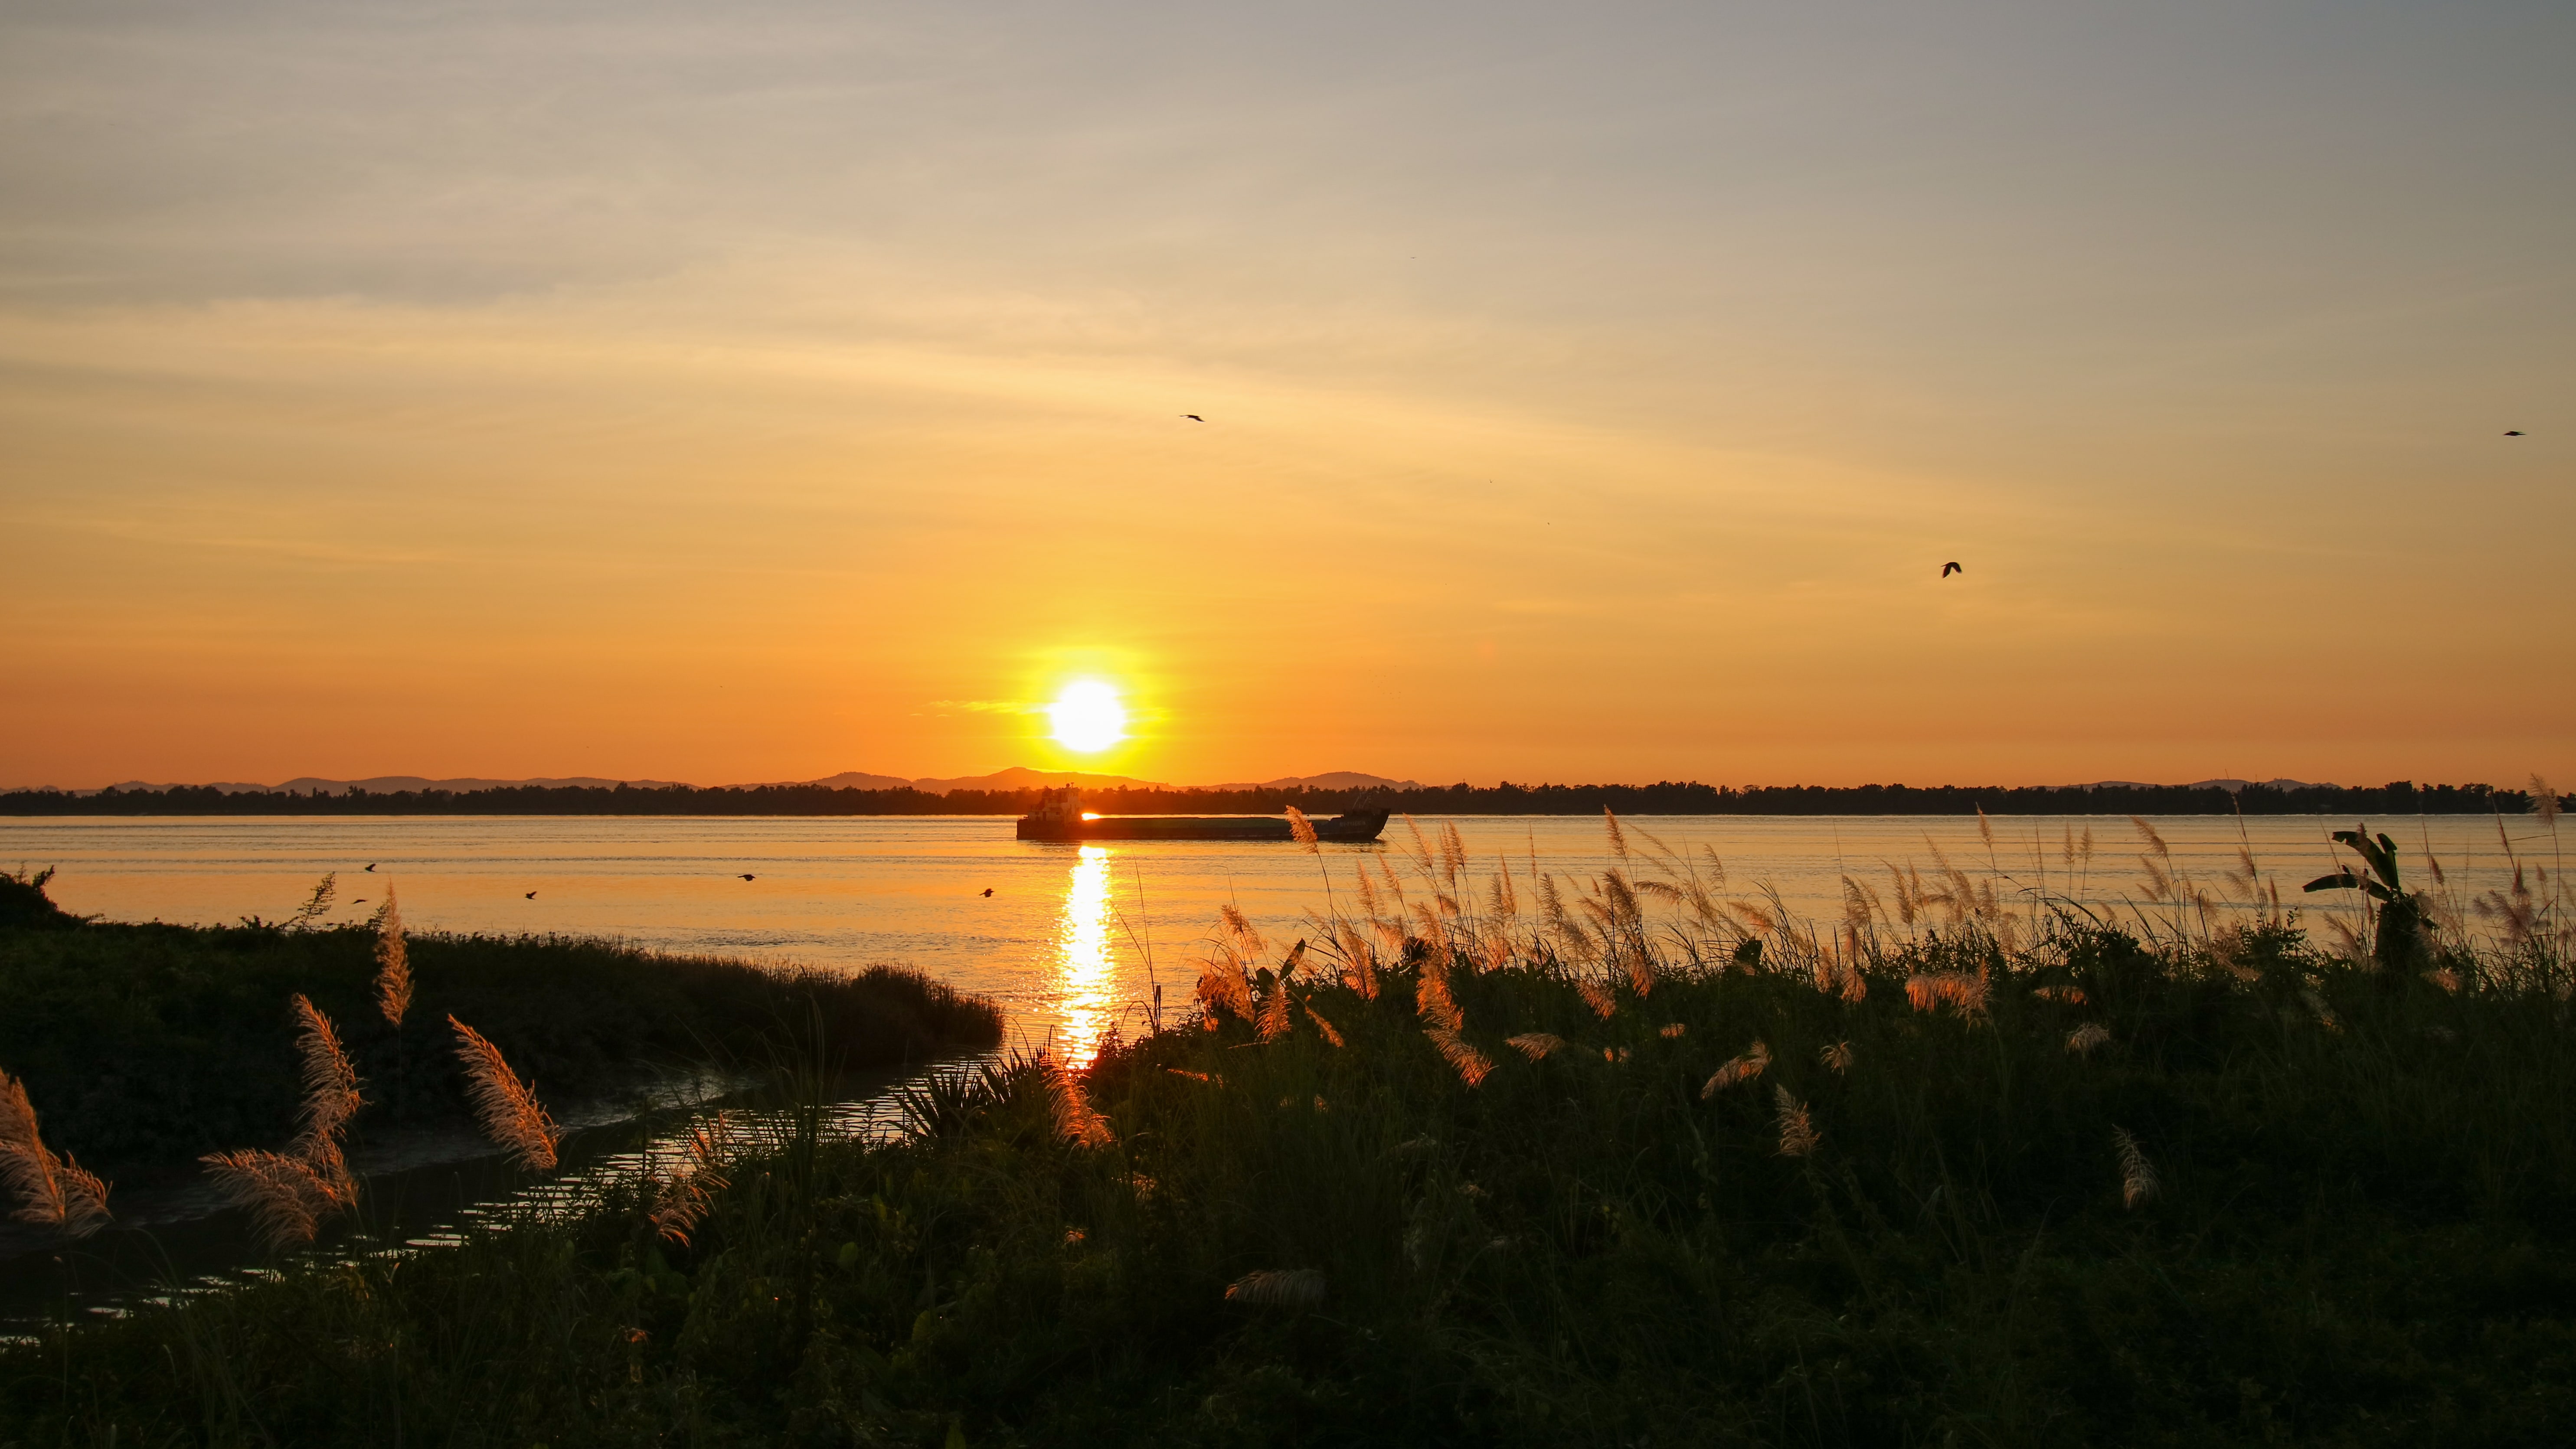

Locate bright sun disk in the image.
[1047,680,1127,754]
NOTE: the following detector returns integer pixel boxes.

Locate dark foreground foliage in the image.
[4,920,2570,1447]
[0,911,1001,1180]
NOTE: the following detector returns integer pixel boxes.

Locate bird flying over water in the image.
[1941,561,1962,578]
[363,863,376,872]
[524,891,536,899]
[739,873,755,881]
[981,887,994,897]
[1182,414,1203,422]
[2505,430,2524,436]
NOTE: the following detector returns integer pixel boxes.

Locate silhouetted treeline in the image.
[0,779,2533,817]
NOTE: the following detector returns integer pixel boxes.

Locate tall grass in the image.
[6,812,2573,1446]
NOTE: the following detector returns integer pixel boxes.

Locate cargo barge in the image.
[1014,787,1389,842]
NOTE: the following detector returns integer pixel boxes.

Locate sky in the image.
[2,0,2570,790]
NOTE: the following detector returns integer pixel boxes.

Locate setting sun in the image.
[1046,680,1128,754]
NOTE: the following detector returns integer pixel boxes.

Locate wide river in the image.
[5,812,2554,1057]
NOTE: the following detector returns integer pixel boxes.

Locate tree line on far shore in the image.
[0,779,2534,817]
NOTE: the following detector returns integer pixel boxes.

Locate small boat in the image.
[1014,787,1389,843]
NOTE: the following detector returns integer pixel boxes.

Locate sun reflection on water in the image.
[1053,845,1116,1066]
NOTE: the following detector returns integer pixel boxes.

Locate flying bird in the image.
[2505,430,2524,436]
[1941,562,1962,578]
[1182,414,1203,422]
[981,888,994,897]
[363,863,377,872]
[739,873,755,881]
[524,891,537,899]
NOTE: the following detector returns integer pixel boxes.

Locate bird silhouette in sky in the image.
[524,891,537,899]
[363,863,376,872]
[1941,562,1962,578]
[739,873,755,881]
[981,887,994,897]
[2505,430,2524,436]
[1182,414,1203,422]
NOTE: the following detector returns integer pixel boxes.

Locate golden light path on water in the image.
[1053,845,1117,1065]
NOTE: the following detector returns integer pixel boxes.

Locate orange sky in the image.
[3,1,2570,790]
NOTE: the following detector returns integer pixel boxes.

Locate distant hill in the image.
[85,774,693,797]
[2079,778,2328,793]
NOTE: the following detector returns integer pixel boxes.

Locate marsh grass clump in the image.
[7,813,2576,1447]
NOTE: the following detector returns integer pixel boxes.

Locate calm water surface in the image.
[4,812,2554,1057]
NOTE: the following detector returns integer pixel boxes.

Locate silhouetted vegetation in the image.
[0,878,1000,1184]
[4,819,2569,1446]
[0,777,2533,816]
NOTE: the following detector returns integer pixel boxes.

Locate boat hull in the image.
[1016,809,1389,842]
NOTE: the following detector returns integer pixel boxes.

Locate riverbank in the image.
[0,871,1002,1191]
[5,873,2568,1445]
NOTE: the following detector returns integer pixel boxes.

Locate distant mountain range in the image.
[69,768,1425,797]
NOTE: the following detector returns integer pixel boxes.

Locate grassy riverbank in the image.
[5,837,2569,1446]
[0,872,1001,1182]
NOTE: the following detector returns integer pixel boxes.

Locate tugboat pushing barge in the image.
[1015,787,1391,843]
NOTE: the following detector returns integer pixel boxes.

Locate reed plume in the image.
[1194,955,1253,1025]
[1256,977,1294,1041]
[1819,1041,1853,1074]
[2535,774,2561,827]
[2423,967,2462,994]
[200,1149,329,1252]
[0,1069,111,1235]
[1415,963,1465,1034]
[2065,1022,2111,1056]
[1658,1022,1687,1039]
[1575,978,1617,1020]
[1427,1028,1494,1087]
[1046,1057,1115,1147]
[649,1114,734,1247]
[1286,806,1319,852]
[2112,1126,2158,1208]
[1506,1032,1565,1061]
[1772,1084,1819,1157]
[373,884,412,1027]
[449,1015,561,1170]
[1700,1039,1769,1098]
[2032,984,2087,1004]
[1904,969,1989,1016]
[1602,807,1629,861]
[1225,1268,1326,1309]
[197,995,366,1250]
[1300,997,1346,1048]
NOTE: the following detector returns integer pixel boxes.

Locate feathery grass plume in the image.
[2112,1126,2159,1208]
[1300,996,1346,1048]
[2298,987,2343,1034]
[1286,806,1319,852]
[283,872,339,931]
[1772,1084,1820,1157]
[1165,1068,1214,1083]
[1835,965,1869,1004]
[1658,1022,1687,1039]
[648,1114,734,1247]
[1506,1032,1566,1061]
[2423,967,2463,994]
[1700,1039,1770,1098]
[449,1015,562,1170]
[1415,963,1465,1034]
[2535,774,2562,827]
[1427,1028,1494,1087]
[2032,984,2088,1004]
[1400,814,1436,875]
[1603,807,1629,861]
[1904,969,1989,1017]
[1194,955,1254,1025]
[1575,978,1618,1020]
[1256,976,1294,1041]
[1,1069,111,1235]
[200,1149,328,1252]
[285,995,363,1202]
[1819,1041,1854,1073]
[1218,903,1266,959]
[2065,1022,2111,1056]
[373,884,412,1027]
[1046,1057,1116,1147]
[1225,1268,1327,1309]
[1440,821,1469,879]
